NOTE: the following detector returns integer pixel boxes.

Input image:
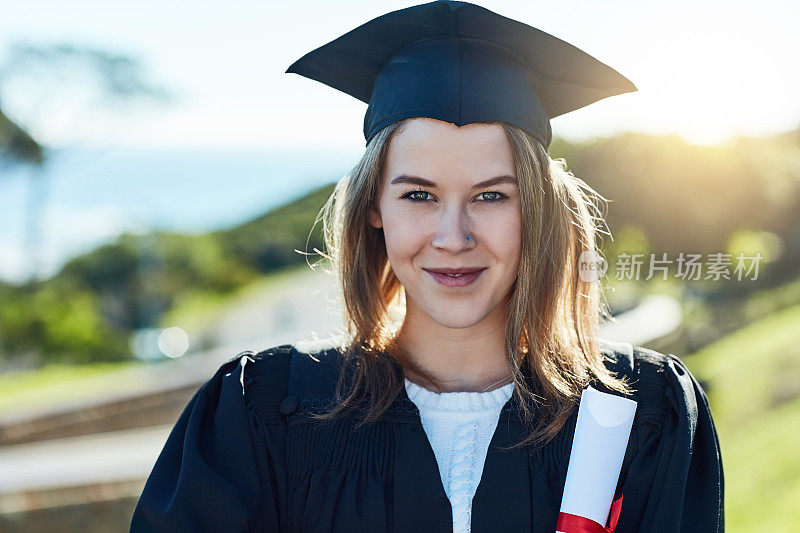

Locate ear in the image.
[367,204,383,229]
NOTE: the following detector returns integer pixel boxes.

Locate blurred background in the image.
[0,0,798,531]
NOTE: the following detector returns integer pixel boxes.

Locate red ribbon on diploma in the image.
[555,494,623,533]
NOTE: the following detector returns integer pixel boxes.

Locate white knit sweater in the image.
[404,377,515,533]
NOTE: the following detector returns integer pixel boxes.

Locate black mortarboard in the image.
[286,0,637,148]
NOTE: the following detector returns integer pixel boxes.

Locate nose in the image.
[430,205,476,252]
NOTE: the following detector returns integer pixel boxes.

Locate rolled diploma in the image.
[556,386,637,532]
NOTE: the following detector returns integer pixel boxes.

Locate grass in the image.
[0,360,142,416]
[686,303,800,532]
[689,304,800,426]
[717,395,800,531]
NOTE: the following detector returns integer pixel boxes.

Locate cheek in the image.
[493,213,522,264]
[381,210,427,259]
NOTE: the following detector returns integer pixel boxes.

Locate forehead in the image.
[385,118,515,179]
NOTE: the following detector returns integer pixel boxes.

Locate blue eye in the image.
[401,189,433,202]
[477,191,507,203]
[400,189,508,203]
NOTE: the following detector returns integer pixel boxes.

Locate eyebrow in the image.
[389,174,518,189]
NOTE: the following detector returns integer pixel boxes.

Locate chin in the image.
[424,306,490,329]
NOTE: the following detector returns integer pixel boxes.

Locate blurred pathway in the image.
[0,425,171,497]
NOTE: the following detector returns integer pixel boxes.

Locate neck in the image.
[394,299,512,394]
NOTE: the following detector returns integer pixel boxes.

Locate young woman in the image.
[131,2,724,532]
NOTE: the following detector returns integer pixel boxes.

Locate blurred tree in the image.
[0,42,173,281]
[0,106,42,166]
[551,130,800,288]
[0,42,174,365]
[564,133,774,254]
[0,278,129,365]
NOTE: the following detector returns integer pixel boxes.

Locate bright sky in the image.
[1,0,799,150]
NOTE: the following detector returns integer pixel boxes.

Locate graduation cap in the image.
[286,0,637,148]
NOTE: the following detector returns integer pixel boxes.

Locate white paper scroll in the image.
[556,386,637,532]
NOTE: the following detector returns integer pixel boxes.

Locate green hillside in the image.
[0,183,336,367]
[688,304,800,532]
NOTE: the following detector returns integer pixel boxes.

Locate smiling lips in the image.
[424,267,486,277]
[424,267,487,287]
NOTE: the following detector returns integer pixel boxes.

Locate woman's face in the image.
[368,117,522,330]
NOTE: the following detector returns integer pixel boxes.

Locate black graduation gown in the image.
[130,340,724,532]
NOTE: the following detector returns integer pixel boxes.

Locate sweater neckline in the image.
[404,377,514,411]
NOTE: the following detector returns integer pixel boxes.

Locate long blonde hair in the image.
[307,118,633,450]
